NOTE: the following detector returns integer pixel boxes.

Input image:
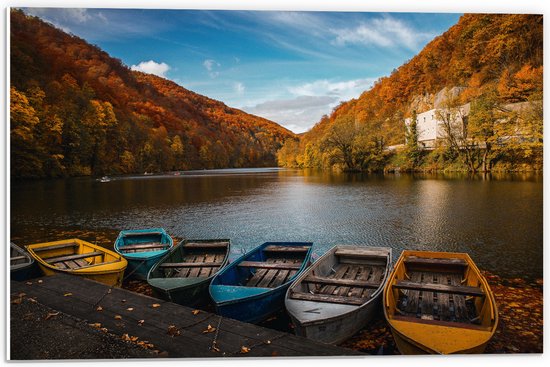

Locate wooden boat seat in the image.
[264,245,310,253]
[119,242,168,251]
[11,255,27,262]
[45,251,103,264]
[159,262,223,268]
[238,261,301,270]
[393,280,484,297]
[391,314,490,331]
[289,291,367,306]
[124,232,162,237]
[185,242,229,249]
[304,275,380,288]
[404,257,468,267]
[334,248,389,258]
[33,242,78,252]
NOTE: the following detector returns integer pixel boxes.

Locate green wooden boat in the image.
[147,239,230,306]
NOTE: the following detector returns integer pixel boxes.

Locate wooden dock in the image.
[10,274,362,358]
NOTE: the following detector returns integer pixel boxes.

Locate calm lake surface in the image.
[10,168,543,280]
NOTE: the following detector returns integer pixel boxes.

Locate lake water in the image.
[10,168,543,280]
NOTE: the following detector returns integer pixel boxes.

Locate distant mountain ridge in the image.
[10,9,296,178]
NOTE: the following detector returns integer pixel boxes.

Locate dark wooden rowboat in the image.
[209,242,313,324]
[11,242,39,281]
[147,239,230,306]
[285,245,391,344]
[383,250,498,354]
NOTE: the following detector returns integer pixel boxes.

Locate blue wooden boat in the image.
[209,242,313,324]
[114,228,174,280]
[11,242,39,281]
[147,239,231,306]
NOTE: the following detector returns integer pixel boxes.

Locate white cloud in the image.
[331,16,433,50]
[234,82,245,94]
[241,77,376,133]
[130,60,171,77]
[203,59,221,78]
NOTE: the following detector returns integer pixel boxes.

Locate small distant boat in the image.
[383,250,498,354]
[147,239,230,306]
[285,246,392,344]
[98,176,111,183]
[26,238,127,286]
[114,228,174,280]
[11,242,39,281]
[210,242,313,324]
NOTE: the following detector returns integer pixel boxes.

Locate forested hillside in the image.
[10,9,296,178]
[278,14,543,172]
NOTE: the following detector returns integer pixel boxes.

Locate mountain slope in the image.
[279,13,543,171]
[10,9,296,178]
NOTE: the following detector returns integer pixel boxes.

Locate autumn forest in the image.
[10,11,543,178]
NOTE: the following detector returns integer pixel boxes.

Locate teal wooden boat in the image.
[147,239,230,306]
[114,228,174,280]
[209,242,313,324]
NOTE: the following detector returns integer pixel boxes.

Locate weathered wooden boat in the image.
[147,239,231,306]
[26,238,127,286]
[210,242,313,324]
[383,250,498,354]
[11,242,39,281]
[285,245,391,344]
[114,228,174,280]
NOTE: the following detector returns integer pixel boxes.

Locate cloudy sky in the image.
[21,8,460,133]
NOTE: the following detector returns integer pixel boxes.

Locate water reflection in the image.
[10,169,543,280]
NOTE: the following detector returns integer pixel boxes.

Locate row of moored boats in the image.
[10,229,498,354]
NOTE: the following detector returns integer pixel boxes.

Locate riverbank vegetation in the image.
[10,9,296,178]
[277,14,543,173]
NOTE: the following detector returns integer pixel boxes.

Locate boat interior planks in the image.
[243,254,304,288]
[396,268,480,323]
[291,260,387,306]
[158,245,228,279]
[118,242,169,254]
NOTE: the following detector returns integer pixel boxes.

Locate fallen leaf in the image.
[127,307,134,311]
[45,312,60,320]
[121,299,126,303]
[100,327,108,333]
[265,340,271,344]
[96,306,103,311]
[167,325,180,336]
[192,310,200,315]
[38,280,43,284]
[211,345,220,353]
[240,346,250,354]
[202,324,216,334]
[26,282,33,285]
[152,303,161,308]
[64,293,73,297]
[18,293,26,297]
[138,320,145,326]
[89,323,102,328]
[11,297,23,305]
[27,298,37,303]
[114,315,122,320]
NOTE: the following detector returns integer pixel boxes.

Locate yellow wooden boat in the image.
[26,238,127,287]
[383,250,498,354]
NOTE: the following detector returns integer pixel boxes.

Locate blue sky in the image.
[21,8,461,133]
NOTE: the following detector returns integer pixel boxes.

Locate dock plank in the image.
[10,274,360,358]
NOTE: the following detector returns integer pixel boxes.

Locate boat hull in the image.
[286,245,391,344]
[210,241,313,324]
[10,242,40,281]
[212,285,287,324]
[114,228,174,280]
[383,250,498,354]
[26,239,127,287]
[147,239,231,306]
